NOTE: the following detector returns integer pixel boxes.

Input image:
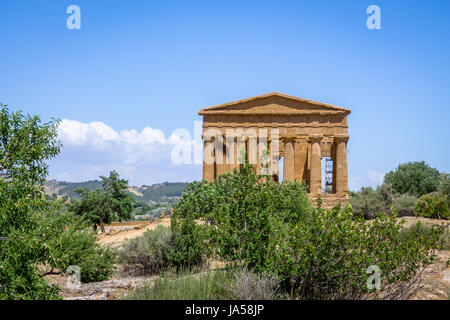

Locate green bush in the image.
[174,165,444,299]
[384,161,441,197]
[77,247,116,283]
[392,194,418,217]
[173,165,313,271]
[349,187,386,219]
[438,173,450,198]
[399,222,449,250]
[271,206,444,299]
[118,225,172,275]
[415,193,449,220]
[169,212,207,270]
[39,205,115,283]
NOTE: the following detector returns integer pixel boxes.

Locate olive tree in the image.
[69,171,134,232]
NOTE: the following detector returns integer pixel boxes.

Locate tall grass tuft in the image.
[122,269,236,300]
[122,269,283,300]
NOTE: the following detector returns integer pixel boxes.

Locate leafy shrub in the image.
[169,212,207,270]
[438,173,450,198]
[384,161,441,197]
[118,225,172,275]
[392,194,418,217]
[78,247,116,283]
[399,222,449,250]
[40,205,115,283]
[174,165,444,299]
[349,187,386,219]
[377,183,393,206]
[173,165,313,271]
[415,193,449,220]
[270,206,444,299]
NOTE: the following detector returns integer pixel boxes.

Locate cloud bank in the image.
[48,119,202,185]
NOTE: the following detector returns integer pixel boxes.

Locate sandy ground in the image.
[98,217,171,246]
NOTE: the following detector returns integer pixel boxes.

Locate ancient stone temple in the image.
[198,92,351,206]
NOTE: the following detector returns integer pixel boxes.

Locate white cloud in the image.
[349,170,385,192]
[367,170,384,186]
[49,119,202,185]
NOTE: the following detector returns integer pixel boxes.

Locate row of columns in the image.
[203,135,277,181]
[203,133,348,195]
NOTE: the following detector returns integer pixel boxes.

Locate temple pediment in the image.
[198,92,351,116]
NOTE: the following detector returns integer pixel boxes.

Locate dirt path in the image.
[98,217,171,246]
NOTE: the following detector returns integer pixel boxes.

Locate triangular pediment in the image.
[198,92,350,116]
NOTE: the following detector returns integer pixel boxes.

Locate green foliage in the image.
[378,182,393,206]
[43,180,188,203]
[39,203,115,283]
[69,170,134,232]
[438,173,450,198]
[169,212,207,270]
[0,105,61,299]
[119,220,206,275]
[118,226,172,275]
[349,187,386,219]
[77,247,116,283]
[415,193,449,220]
[173,165,443,299]
[384,161,441,197]
[0,105,61,185]
[392,194,418,217]
[399,222,449,250]
[132,201,151,216]
[271,206,443,299]
[123,268,284,300]
[173,165,313,271]
[123,269,237,300]
[350,183,418,218]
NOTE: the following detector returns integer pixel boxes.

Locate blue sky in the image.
[1,0,449,189]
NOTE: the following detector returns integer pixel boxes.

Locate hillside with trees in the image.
[43,180,188,203]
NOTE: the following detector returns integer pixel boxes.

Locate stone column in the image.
[226,134,239,173]
[256,134,268,176]
[203,140,215,182]
[236,136,246,169]
[331,142,337,194]
[283,139,295,181]
[248,136,258,173]
[309,135,323,194]
[214,134,226,177]
[334,135,349,195]
[269,130,280,180]
[294,137,308,182]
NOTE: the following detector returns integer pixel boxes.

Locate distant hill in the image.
[43,180,189,203]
